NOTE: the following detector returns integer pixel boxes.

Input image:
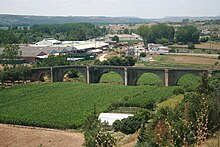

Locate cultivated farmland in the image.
[0,83,175,129]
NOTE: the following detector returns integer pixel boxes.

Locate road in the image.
[0,124,84,147]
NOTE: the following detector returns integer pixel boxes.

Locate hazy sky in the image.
[0,0,219,18]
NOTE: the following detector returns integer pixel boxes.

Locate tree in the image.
[136,73,220,146]
[188,43,195,49]
[83,104,116,147]
[176,26,200,44]
[140,52,146,58]
[137,25,149,46]
[1,44,20,67]
[112,36,119,43]
[0,30,18,45]
[138,24,175,45]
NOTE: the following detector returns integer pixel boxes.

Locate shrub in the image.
[140,52,146,58]
[142,99,156,110]
[173,88,185,95]
[218,55,220,60]
[169,49,176,53]
[188,43,195,49]
[112,120,121,132]
[120,116,142,134]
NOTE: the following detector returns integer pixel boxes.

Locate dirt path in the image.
[0,124,84,147]
[99,53,107,62]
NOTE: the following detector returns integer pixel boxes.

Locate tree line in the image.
[0,44,31,85]
[138,24,200,45]
[0,23,103,46]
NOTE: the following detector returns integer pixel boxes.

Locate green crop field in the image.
[0,82,175,129]
[100,72,123,84]
[137,73,163,86]
[0,72,200,129]
[122,86,177,107]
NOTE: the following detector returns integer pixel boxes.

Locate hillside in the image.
[0,14,220,26]
[0,82,175,129]
[0,14,149,26]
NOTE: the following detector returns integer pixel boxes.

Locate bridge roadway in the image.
[30,65,220,86]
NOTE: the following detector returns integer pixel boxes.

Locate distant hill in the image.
[0,14,150,26]
[0,14,220,26]
[157,16,220,22]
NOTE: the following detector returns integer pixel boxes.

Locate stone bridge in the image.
[29,65,220,86]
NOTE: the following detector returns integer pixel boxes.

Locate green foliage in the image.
[169,49,176,53]
[173,88,185,95]
[137,25,149,45]
[0,83,157,129]
[35,55,70,67]
[0,65,31,83]
[123,86,176,108]
[137,73,163,86]
[176,25,200,44]
[137,74,220,146]
[100,72,123,84]
[0,44,20,67]
[218,55,220,60]
[113,110,150,134]
[0,23,102,45]
[112,36,119,43]
[137,24,174,44]
[0,30,18,45]
[177,74,200,90]
[139,52,146,58]
[199,37,209,43]
[188,43,195,49]
[95,56,136,66]
[112,120,121,132]
[119,116,142,134]
[83,109,116,147]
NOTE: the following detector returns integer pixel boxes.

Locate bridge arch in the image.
[58,68,87,82]
[62,69,86,82]
[127,68,165,86]
[168,69,207,86]
[38,72,51,82]
[89,67,125,84]
[177,73,200,87]
[100,71,124,84]
[136,73,163,86]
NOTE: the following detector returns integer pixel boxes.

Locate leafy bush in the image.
[95,56,136,66]
[169,49,176,53]
[140,52,146,58]
[142,99,156,110]
[188,43,195,49]
[173,88,185,95]
[119,116,143,134]
[112,120,121,132]
[113,110,150,134]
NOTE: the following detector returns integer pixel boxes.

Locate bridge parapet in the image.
[30,65,219,86]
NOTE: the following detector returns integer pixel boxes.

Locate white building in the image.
[148,43,170,54]
[98,113,133,125]
[35,38,62,47]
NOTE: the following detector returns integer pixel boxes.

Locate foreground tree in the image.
[137,73,220,146]
[83,104,116,147]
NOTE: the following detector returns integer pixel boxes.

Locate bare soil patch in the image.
[0,124,84,147]
[0,64,4,70]
[169,55,219,65]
